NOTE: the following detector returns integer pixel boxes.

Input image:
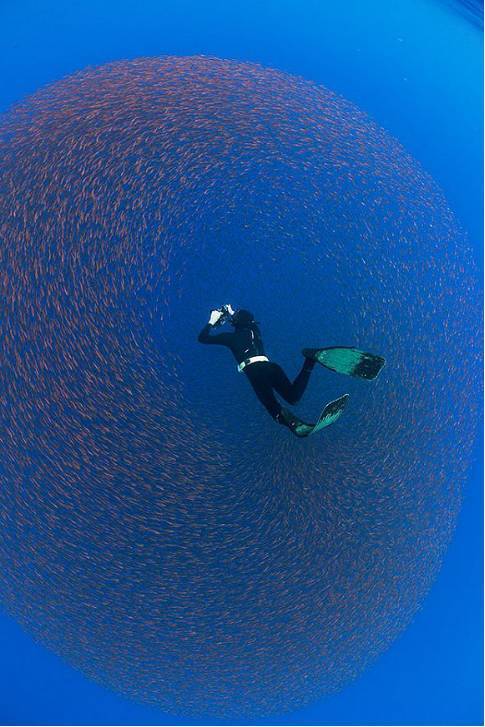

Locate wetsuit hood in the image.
[231,309,256,328]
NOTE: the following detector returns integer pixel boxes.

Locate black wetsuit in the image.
[198,322,315,426]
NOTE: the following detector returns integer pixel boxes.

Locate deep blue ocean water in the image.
[0,1,482,725]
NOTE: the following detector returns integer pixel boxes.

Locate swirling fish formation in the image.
[0,56,480,719]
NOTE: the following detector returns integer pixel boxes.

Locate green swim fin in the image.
[302,347,385,380]
[280,393,349,438]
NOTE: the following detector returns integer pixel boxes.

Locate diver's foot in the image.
[277,408,298,431]
[302,348,318,366]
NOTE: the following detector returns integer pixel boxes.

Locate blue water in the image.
[0,1,482,725]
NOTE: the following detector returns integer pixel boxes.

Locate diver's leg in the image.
[290,357,316,401]
[245,367,283,421]
[270,360,315,405]
[244,365,301,433]
[250,385,299,431]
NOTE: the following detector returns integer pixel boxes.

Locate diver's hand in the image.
[208,309,223,326]
[225,304,235,317]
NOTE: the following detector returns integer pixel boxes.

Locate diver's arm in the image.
[198,309,233,346]
[197,323,233,346]
[198,305,234,348]
[198,323,214,343]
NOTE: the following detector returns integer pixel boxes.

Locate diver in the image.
[198,305,385,438]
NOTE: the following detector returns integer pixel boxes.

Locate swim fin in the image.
[280,393,349,438]
[302,347,385,380]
